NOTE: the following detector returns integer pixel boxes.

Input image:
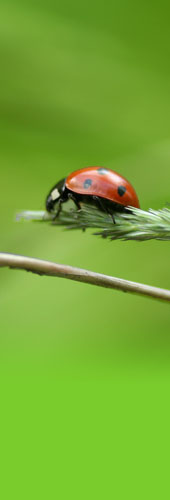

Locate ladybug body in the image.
[46,167,140,217]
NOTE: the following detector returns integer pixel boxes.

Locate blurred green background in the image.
[1,0,170,497]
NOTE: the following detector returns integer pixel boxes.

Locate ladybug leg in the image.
[52,198,64,220]
[108,212,115,224]
[92,196,115,224]
[68,192,81,210]
[92,195,106,212]
[106,211,115,225]
[67,193,87,232]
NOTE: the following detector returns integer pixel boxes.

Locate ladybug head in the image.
[46,178,65,212]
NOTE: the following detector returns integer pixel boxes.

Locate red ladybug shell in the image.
[66,167,140,208]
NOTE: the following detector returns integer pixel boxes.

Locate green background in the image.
[0,0,170,497]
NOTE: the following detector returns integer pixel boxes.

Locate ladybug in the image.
[46,166,140,218]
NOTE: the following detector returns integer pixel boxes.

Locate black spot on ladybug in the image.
[118,185,126,197]
[97,168,108,175]
[83,179,92,189]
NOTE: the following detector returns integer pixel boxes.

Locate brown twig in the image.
[0,252,170,303]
